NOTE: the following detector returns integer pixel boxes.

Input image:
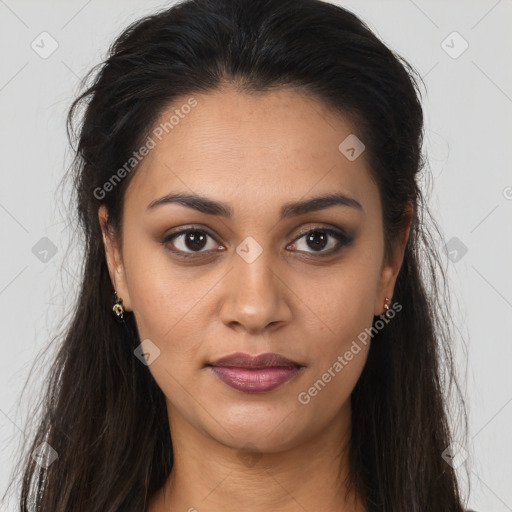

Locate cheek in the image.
[303,257,380,340]
[295,270,375,416]
[294,254,380,411]
[127,256,207,399]
[122,235,202,347]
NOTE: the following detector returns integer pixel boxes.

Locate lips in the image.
[206,352,304,393]
[208,352,302,369]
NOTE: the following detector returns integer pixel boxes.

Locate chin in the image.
[203,405,307,453]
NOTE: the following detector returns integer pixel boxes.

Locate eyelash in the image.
[161,225,352,259]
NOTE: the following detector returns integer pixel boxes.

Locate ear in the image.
[374,202,414,316]
[98,205,133,311]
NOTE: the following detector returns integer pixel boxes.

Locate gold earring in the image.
[383,297,391,315]
[112,289,125,322]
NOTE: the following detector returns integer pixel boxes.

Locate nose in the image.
[218,249,293,335]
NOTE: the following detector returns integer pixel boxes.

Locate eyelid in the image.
[163,224,219,241]
[290,224,349,242]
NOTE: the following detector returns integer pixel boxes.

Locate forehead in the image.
[123,86,379,219]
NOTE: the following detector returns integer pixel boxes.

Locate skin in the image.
[99,86,411,511]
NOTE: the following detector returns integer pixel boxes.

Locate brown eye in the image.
[288,228,352,255]
[163,229,220,255]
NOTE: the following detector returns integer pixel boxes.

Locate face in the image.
[100,86,407,453]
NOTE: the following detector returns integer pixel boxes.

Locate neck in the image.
[150,400,365,512]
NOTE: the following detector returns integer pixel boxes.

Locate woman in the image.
[5,0,474,510]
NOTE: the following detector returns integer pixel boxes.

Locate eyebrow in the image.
[146,191,363,218]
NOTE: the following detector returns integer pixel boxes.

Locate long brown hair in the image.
[3,0,470,510]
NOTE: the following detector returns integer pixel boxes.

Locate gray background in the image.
[1,0,511,510]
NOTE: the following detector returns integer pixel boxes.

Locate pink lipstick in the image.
[207,352,303,393]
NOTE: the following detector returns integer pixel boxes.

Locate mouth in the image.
[206,352,304,393]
